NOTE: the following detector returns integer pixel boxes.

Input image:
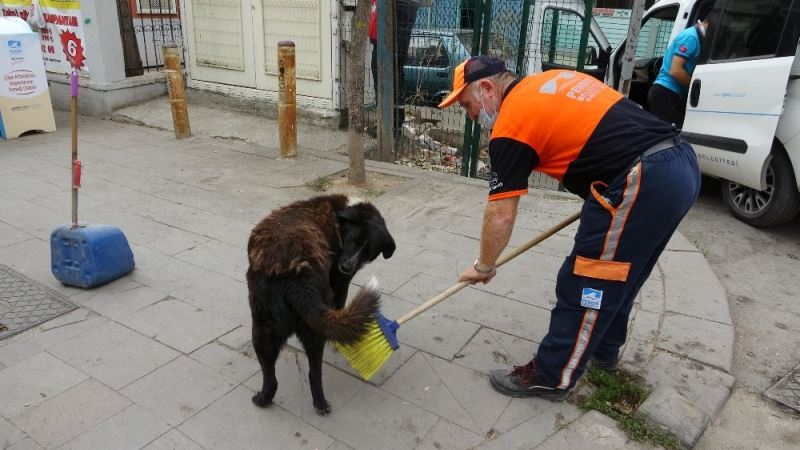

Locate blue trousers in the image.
[535,140,701,389]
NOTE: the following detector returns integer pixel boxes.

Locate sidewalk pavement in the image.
[0,101,734,450]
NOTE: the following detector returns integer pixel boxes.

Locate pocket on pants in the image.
[573,255,630,282]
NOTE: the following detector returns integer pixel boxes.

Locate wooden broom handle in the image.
[396,211,581,325]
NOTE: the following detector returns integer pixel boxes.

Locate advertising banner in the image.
[1,0,87,73]
[0,16,56,139]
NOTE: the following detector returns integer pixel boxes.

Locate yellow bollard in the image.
[162,43,191,139]
[277,41,297,158]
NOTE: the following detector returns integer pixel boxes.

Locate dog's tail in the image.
[305,277,382,344]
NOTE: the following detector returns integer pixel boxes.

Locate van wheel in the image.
[721,145,800,227]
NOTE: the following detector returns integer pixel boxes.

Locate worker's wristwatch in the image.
[473,259,495,274]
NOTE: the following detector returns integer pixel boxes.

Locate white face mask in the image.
[478,87,498,130]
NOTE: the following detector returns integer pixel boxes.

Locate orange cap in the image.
[437,55,508,109]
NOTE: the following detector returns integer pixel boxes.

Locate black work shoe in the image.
[489,360,569,401]
[590,356,619,371]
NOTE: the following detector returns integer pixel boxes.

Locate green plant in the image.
[306,176,331,192]
[580,367,684,450]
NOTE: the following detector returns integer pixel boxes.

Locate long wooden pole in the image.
[397,211,582,325]
[70,71,79,228]
[277,41,297,158]
[162,43,191,139]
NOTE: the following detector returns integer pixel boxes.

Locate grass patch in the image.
[306,176,332,192]
[580,367,684,450]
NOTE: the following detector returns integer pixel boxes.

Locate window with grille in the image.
[138,0,178,15]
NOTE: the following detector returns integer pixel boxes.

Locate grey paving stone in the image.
[374,294,480,360]
[503,274,558,310]
[0,416,26,449]
[665,232,700,252]
[383,352,507,434]
[190,341,261,384]
[657,313,734,371]
[126,245,208,295]
[169,270,250,327]
[10,379,130,448]
[491,396,564,434]
[141,429,204,450]
[0,352,88,418]
[641,351,734,418]
[242,348,365,422]
[502,251,566,283]
[202,219,254,249]
[314,384,438,449]
[0,310,105,368]
[620,309,660,371]
[639,386,709,449]
[0,171,59,201]
[536,410,645,449]
[0,239,83,296]
[656,251,718,282]
[120,356,237,426]
[663,276,731,325]
[416,419,483,450]
[48,321,179,390]
[434,290,552,343]
[0,221,33,248]
[351,260,420,297]
[480,402,583,449]
[174,239,248,283]
[6,438,44,450]
[67,281,168,321]
[179,385,334,449]
[637,275,664,313]
[120,297,238,354]
[217,325,251,350]
[453,327,538,376]
[58,405,171,450]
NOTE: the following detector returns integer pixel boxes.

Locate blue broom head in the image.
[375,311,400,351]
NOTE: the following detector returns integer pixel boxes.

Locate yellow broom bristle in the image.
[336,320,395,380]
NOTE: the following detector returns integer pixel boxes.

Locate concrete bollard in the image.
[277,41,297,158]
[162,43,191,139]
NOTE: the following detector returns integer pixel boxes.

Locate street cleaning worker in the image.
[647,2,714,128]
[438,56,701,400]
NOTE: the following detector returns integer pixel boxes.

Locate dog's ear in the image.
[336,207,363,223]
[382,232,396,259]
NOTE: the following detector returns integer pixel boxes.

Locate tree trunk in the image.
[117,0,143,77]
[347,0,371,186]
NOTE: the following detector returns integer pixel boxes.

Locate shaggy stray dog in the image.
[247,194,395,414]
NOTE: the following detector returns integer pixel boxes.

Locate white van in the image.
[526,0,800,227]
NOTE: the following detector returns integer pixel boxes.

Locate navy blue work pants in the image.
[535,140,701,390]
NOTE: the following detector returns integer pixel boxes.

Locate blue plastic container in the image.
[50,224,135,288]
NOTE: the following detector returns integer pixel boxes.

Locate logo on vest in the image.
[580,287,603,310]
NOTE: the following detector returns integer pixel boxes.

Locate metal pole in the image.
[516,0,532,75]
[70,72,79,228]
[618,0,646,97]
[548,10,559,64]
[278,41,297,158]
[461,0,485,177]
[469,0,492,178]
[576,0,594,71]
[377,0,396,162]
[162,43,191,139]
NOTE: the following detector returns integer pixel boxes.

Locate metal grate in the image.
[0,265,76,341]
[765,363,800,412]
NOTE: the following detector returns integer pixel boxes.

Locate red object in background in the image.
[73,160,82,188]
[369,0,377,41]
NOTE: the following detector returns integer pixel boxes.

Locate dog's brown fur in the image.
[247,194,395,414]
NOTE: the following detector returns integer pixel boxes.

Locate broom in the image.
[336,211,581,380]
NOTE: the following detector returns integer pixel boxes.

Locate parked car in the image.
[402,29,470,106]
[526,0,800,226]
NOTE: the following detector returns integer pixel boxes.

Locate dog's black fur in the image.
[247,194,395,414]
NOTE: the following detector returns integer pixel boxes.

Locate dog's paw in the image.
[252,392,273,408]
[314,400,332,415]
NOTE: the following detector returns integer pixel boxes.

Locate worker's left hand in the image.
[459,265,496,285]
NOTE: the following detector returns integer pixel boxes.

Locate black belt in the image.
[625,135,685,174]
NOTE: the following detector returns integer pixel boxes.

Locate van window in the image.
[635,6,679,60]
[541,8,601,67]
[710,0,791,61]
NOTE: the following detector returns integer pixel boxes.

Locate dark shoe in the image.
[489,360,569,401]
[591,355,619,371]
